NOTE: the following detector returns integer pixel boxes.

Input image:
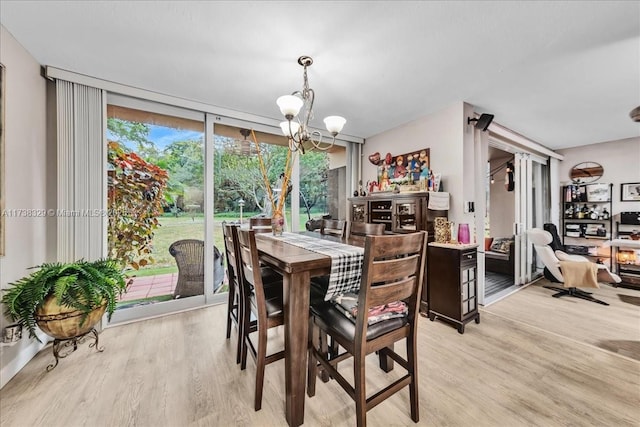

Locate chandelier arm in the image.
[287,119,305,153]
[303,88,315,130]
[309,129,336,151]
[309,141,335,151]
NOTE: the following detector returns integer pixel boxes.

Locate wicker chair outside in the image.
[170,239,205,298]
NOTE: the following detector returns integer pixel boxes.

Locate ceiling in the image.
[1,1,639,151]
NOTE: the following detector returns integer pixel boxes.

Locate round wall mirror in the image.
[570,162,604,184]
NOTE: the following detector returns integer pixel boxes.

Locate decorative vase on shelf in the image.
[458,223,470,245]
[434,217,450,243]
[271,211,285,236]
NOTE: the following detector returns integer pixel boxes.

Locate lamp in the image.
[235,128,257,156]
[468,113,495,131]
[617,250,636,264]
[277,56,346,154]
[630,106,640,122]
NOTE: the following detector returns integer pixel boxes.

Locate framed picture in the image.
[621,182,640,202]
[586,183,610,202]
[377,148,430,184]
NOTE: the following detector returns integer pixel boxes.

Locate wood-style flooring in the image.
[1,280,639,427]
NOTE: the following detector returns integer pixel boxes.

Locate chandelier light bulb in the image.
[323,116,346,136]
[280,120,300,138]
[276,95,303,119]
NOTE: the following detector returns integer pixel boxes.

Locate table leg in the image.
[284,271,310,427]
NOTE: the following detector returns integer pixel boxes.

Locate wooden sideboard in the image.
[348,192,447,236]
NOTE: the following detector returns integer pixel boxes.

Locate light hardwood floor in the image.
[1,281,639,427]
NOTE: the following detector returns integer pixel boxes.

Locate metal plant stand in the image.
[46,328,103,371]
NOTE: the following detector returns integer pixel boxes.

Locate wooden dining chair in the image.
[222,223,243,364]
[310,221,385,306]
[347,221,386,238]
[236,228,285,411]
[249,217,272,234]
[307,231,427,427]
[320,218,347,238]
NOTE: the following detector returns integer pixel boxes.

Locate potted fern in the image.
[1,259,128,342]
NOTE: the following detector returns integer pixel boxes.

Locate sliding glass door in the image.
[106,98,218,324]
[514,152,549,285]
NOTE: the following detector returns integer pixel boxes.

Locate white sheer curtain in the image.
[55,80,106,262]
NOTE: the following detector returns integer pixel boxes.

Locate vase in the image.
[458,223,470,244]
[434,217,450,243]
[271,212,285,236]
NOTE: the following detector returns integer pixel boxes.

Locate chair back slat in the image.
[368,254,421,285]
[366,276,418,308]
[249,217,272,234]
[320,219,347,238]
[348,222,386,238]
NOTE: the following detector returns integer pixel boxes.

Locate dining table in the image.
[253,231,371,427]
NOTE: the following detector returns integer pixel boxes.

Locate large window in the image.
[106,103,211,321]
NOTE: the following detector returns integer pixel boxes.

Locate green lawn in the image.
[128,209,325,275]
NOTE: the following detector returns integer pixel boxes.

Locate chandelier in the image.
[276,56,346,154]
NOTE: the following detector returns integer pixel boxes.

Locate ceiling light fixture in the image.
[231,128,257,156]
[277,56,346,154]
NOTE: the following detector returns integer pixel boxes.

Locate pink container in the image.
[458,223,470,244]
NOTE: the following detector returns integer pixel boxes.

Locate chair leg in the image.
[307,319,318,397]
[235,293,243,365]
[545,286,608,305]
[569,289,609,306]
[254,319,267,411]
[407,338,419,422]
[354,353,367,427]
[318,329,331,383]
[378,344,395,372]
[225,283,234,339]
[240,303,250,371]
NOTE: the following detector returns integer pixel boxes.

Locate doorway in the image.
[484,146,517,304]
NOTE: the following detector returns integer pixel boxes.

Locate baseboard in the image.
[0,337,48,389]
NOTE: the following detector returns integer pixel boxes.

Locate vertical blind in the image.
[56,80,106,262]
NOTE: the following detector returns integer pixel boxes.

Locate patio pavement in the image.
[118,272,178,302]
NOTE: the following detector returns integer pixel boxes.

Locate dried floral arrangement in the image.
[250,129,295,217]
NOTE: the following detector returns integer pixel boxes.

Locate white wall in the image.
[363,102,469,224]
[0,25,50,388]
[557,137,640,219]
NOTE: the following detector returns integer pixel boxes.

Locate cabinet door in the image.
[369,200,392,232]
[393,198,420,233]
[461,264,477,316]
[351,201,367,223]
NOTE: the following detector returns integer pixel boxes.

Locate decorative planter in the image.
[35,294,106,340]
